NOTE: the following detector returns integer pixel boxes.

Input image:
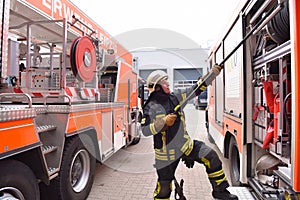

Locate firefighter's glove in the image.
[153,116,167,132]
[165,114,177,126]
[214,64,223,71]
[182,158,194,168]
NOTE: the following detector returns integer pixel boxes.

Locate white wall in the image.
[133,48,208,91]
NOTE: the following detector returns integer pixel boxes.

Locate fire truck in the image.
[206,0,300,199]
[0,0,141,199]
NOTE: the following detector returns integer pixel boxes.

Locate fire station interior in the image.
[249,0,292,171]
[3,1,118,103]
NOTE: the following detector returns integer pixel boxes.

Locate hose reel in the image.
[266,2,290,44]
[70,36,97,82]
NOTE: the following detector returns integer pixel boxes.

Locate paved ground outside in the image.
[87,104,230,200]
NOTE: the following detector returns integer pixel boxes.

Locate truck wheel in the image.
[130,112,142,145]
[131,121,141,145]
[58,135,96,200]
[229,137,241,186]
[205,109,214,144]
[207,131,215,144]
[0,160,39,200]
[131,134,141,145]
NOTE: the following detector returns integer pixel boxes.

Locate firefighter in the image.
[141,70,238,200]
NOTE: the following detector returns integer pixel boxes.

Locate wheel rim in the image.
[231,144,240,182]
[0,187,25,200]
[69,149,90,193]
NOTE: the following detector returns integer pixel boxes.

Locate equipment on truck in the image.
[206,0,300,199]
[0,0,141,199]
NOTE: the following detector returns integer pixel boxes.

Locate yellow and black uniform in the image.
[141,82,237,200]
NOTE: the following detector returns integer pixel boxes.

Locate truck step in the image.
[248,178,279,200]
[37,125,57,133]
[42,145,58,155]
[48,167,59,179]
[48,167,58,174]
[227,187,256,200]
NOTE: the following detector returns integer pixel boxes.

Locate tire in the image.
[207,131,215,144]
[57,135,96,200]
[0,159,40,200]
[131,134,141,145]
[130,111,142,145]
[205,109,214,144]
[131,121,141,145]
[229,137,241,186]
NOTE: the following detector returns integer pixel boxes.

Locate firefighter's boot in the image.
[153,180,172,200]
[212,188,238,200]
[211,181,238,200]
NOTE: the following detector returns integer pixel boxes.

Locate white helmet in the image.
[146,70,168,90]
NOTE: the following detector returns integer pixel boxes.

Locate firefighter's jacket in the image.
[141,85,201,161]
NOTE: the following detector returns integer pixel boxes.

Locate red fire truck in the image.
[0,0,141,199]
[206,0,300,199]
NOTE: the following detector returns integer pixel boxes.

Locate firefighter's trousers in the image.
[153,140,229,200]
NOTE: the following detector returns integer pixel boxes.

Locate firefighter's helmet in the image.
[146,70,168,90]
